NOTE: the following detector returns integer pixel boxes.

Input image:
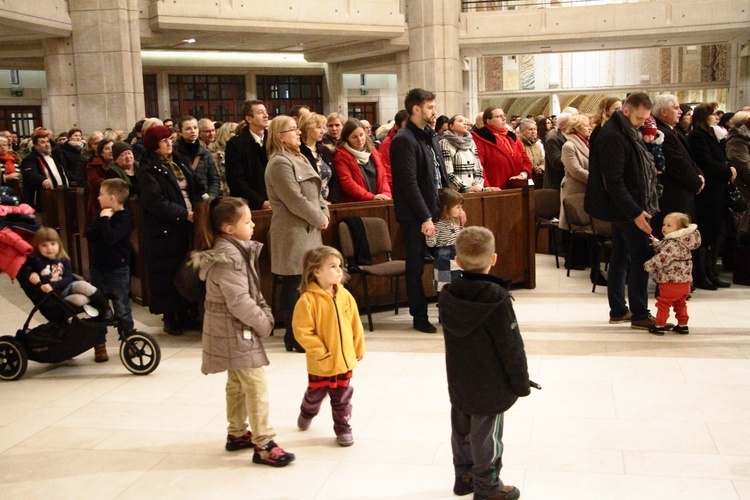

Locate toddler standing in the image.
[644,212,701,335]
[293,246,365,447]
[191,196,295,467]
[426,188,465,292]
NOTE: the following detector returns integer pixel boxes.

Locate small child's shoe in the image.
[225,431,254,451]
[252,441,295,467]
[94,344,108,363]
[453,471,474,496]
[336,432,354,447]
[673,325,690,335]
[297,414,312,431]
[648,325,668,336]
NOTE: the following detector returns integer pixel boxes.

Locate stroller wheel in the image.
[119,331,161,376]
[0,336,28,381]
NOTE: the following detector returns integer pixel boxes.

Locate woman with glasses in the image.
[265,116,330,353]
[333,118,391,203]
[139,125,206,335]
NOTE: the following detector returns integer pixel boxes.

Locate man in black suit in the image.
[225,100,271,210]
[20,134,70,209]
[391,88,449,333]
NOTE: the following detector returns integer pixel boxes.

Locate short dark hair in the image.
[177,115,197,132]
[241,100,265,119]
[394,110,409,127]
[404,88,435,116]
[482,106,501,124]
[67,128,83,138]
[338,118,372,152]
[31,133,48,146]
[290,105,310,118]
[623,92,652,110]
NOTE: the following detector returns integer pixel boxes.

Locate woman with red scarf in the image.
[0,136,21,187]
[471,107,532,189]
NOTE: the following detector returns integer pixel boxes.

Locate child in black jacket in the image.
[439,226,530,500]
[85,178,135,339]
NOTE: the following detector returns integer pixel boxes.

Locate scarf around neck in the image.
[343,142,371,165]
[611,110,658,215]
[485,122,515,158]
[442,130,475,151]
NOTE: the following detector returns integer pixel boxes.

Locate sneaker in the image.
[631,315,674,331]
[94,344,109,363]
[673,325,690,335]
[252,441,295,467]
[453,471,474,496]
[474,485,521,500]
[225,431,254,451]
[336,432,354,447]
[648,325,669,336]
[609,312,632,324]
[297,414,311,431]
[413,320,437,334]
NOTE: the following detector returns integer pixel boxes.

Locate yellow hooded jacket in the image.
[292,282,366,377]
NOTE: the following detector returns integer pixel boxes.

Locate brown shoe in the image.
[94,344,109,363]
[476,485,521,500]
[609,312,633,324]
[631,315,673,331]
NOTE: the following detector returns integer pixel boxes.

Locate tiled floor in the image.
[1,254,749,499]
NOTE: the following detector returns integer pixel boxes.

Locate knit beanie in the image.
[143,125,172,151]
[111,141,133,162]
[642,116,658,138]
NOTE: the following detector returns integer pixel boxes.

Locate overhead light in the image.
[182,39,196,44]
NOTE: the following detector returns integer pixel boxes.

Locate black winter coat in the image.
[390,120,448,223]
[585,112,649,223]
[138,151,203,314]
[688,127,733,244]
[224,128,268,210]
[85,208,134,272]
[439,272,530,415]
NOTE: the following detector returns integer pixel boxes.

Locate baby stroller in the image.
[0,267,161,381]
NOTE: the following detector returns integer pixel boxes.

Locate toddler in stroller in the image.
[22,227,113,361]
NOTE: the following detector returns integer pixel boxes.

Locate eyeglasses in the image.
[280,128,298,134]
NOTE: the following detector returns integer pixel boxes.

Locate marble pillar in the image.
[44,0,145,134]
[156,72,170,119]
[324,63,347,117]
[403,0,463,116]
[728,42,750,110]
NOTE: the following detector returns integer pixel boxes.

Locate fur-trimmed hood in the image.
[190,236,263,281]
[650,129,665,146]
[661,223,700,248]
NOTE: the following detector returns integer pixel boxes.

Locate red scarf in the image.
[0,152,18,174]
[485,123,515,159]
[575,133,590,149]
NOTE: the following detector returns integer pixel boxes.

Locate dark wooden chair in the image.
[534,188,561,268]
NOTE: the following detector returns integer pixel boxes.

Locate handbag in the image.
[725,181,748,213]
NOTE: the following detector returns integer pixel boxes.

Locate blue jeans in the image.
[608,221,652,321]
[90,266,134,332]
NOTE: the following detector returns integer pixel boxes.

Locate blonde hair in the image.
[299,246,346,292]
[326,113,345,126]
[730,110,750,128]
[85,131,103,153]
[266,115,296,158]
[299,112,327,142]
[664,212,691,229]
[565,114,591,135]
[455,226,495,273]
[101,178,130,205]
[214,122,238,151]
[32,227,69,260]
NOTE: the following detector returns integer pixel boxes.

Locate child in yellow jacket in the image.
[292,246,366,447]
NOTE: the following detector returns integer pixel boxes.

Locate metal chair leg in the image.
[360,274,374,332]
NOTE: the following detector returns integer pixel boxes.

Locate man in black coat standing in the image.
[585,92,661,331]
[391,88,449,333]
[20,134,71,209]
[225,100,271,210]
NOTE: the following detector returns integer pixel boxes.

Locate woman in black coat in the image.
[138,125,206,334]
[688,102,737,289]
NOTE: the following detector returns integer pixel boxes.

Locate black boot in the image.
[706,244,731,288]
[163,312,183,336]
[284,330,305,353]
[89,290,114,322]
[693,248,717,290]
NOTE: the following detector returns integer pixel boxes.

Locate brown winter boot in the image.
[94,344,109,363]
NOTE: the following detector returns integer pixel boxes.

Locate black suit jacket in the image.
[20,148,70,209]
[391,120,448,223]
[224,127,268,210]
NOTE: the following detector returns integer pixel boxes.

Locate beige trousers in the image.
[226,367,275,447]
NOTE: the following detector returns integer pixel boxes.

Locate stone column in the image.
[324,63,347,117]
[728,42,750,111]
[404,0,463,116]
[44,0,145,134]
[156,72,170,119]
[462,56,479,120]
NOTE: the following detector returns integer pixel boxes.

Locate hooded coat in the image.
[292,282,365,377]
[644,224,702,283]
[191,236,274,375]
[439,272,530,415]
